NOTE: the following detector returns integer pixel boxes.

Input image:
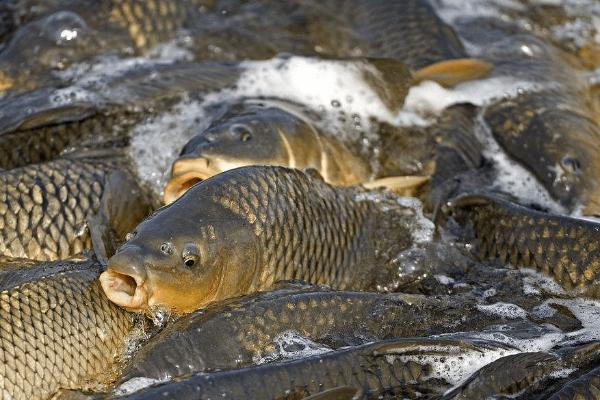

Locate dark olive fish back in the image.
[304,0,466,69]
[201,167,375,289]
[121,289,478,381]
[0,156,119,260]
[118,339,439,400]
[449,194,600,294]
[0,259,132,400]
[548,365,600,400]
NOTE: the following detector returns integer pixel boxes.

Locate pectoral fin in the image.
[413,58,493,87]
[89,170,153,265]
[363,175,429,196]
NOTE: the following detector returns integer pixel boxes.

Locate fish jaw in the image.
[164,156,246,204]
[100,249,150,312]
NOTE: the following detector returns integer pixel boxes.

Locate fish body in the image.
[301,0,467,69]
[447,194,600,295]
[164,100,373,204]
[0,0,215,91]
[0,153,150,261]
[484,90,600,214]
[103,166,417,313]
[165,57,491,203]
[116,338,471,399]
[120,288,492,381]
[0,258,133,400]
[443,352,560,399]
[548,366,600,400]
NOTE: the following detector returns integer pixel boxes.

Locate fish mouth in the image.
[100,268,149,312]
[163,157,218,204]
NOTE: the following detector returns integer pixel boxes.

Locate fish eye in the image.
[229,124,253,142]
[561,156,581,174]
[182,243,201,268]
[160,242,173,255]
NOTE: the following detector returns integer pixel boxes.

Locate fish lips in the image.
[100,250,150,312]
[164,156,216,204]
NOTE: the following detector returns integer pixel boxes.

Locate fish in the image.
[445,193,600,296]
[116,337,502,399]
[119,287,498,382]
[547,366,600,400]
[163,100,374,204]
[0,0,216,92]
[0,151,151,261]
[462,25,600,215]
[300,0,469,70]
[0,257,133,400]
[484,90,600,215]
[442,352,560,399]
[102,165,425,313]
[0,61,242,169]
[164,57,492,204]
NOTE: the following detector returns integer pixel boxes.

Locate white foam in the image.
[476,302,528,319]
[128,99,212,195]
[474,113,567,212]
[395,197,435,244]
[533,298,600,346]
[435,274,456,285]
[402,78,540,119]
[253,330,332,365]
[388,341,519,386]
[521,268,566,296]
[114,377,166,396]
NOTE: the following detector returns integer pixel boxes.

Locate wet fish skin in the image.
[116,338,464,399]
[0,110,137,170]
[0,258,133,400]
[0,0,214,91]
[302,0,466,69]
[120,288,495,381]
[447,194,600,295]
[0,153,149,261]
[484,90,600,214]
[548,365,600,400]
[103,166,414,313]
[164,100,373,203]
[443,352,560,399]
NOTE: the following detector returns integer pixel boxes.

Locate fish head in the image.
[164,103,320,203]
[0,11,95,91]
[100,194,260,314]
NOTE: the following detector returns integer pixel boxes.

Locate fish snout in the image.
[164,156,213,204]
[100,246,150,312]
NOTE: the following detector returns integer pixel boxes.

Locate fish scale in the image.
[0,156,120,261]
[0,260,132,400]
[210,167,373,287]
[450,195,600,295]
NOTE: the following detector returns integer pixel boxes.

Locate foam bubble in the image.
[114,377,166,396]
[128,99,212,195]
[533,298,600,345]
[476,302,528,319]
[253,330,332,365]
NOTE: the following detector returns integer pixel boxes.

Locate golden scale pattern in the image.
[210,167,372,288]
[0,268,132,400]
[109,0,209,50]
[467,200,600,291]
[0,157,119,261]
